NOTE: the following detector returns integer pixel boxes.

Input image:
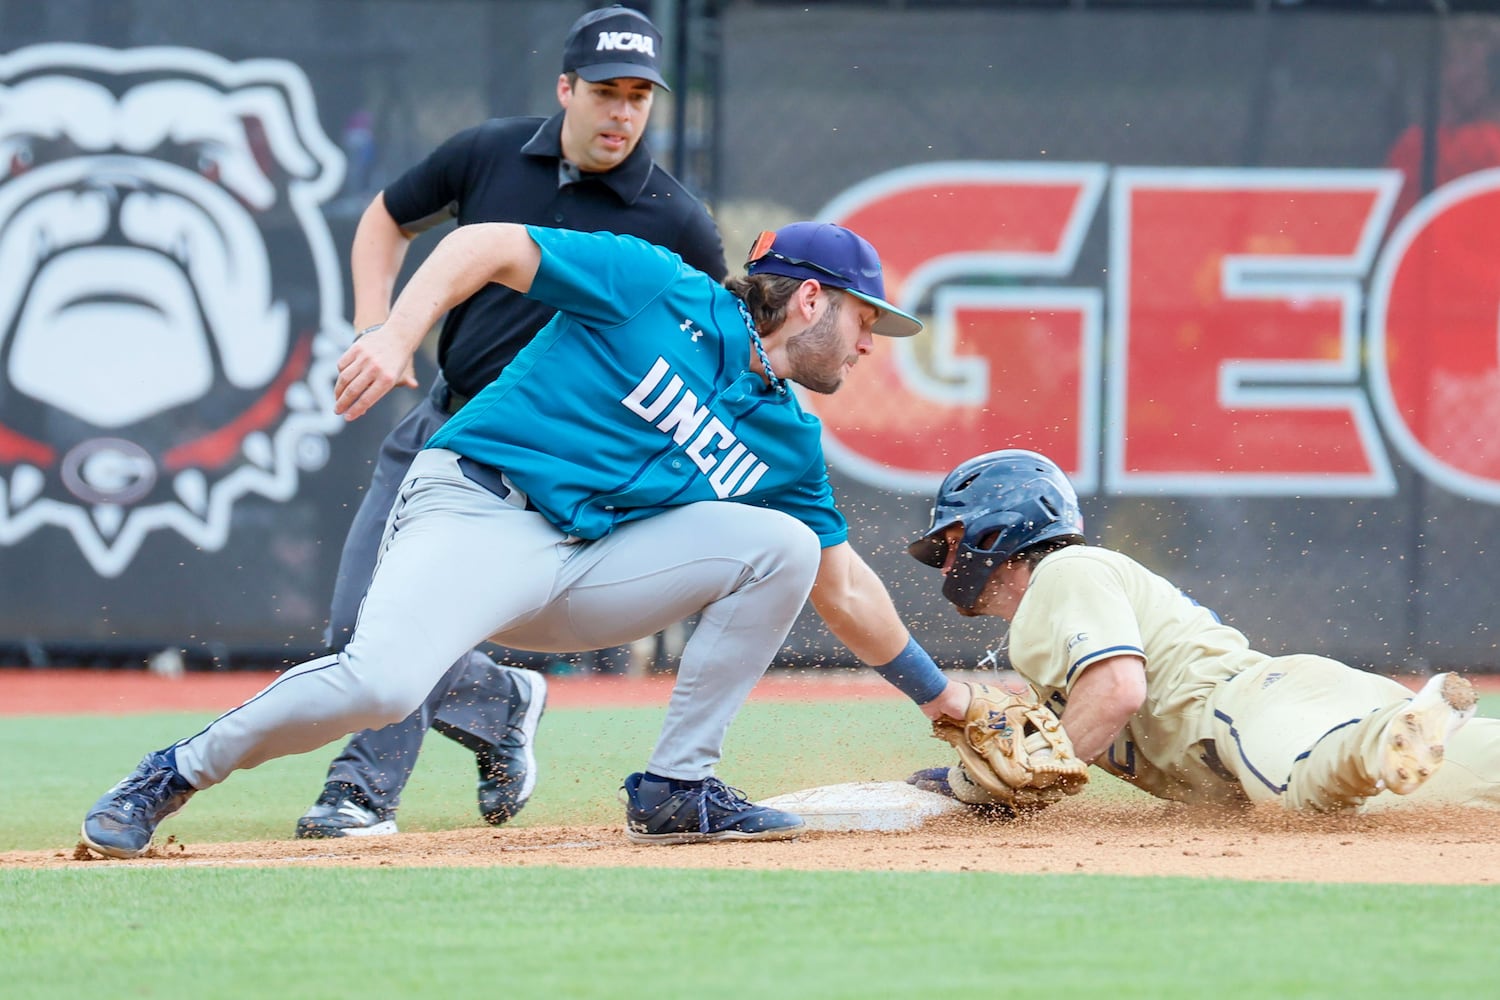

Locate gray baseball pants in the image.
[171,447,822,789]
[318,379,518,812]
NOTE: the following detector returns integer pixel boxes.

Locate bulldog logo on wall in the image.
[0,44,351,576]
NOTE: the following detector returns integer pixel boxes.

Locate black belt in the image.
[445,389,471,415]
[430,380,472,416]
[457,456,538,512]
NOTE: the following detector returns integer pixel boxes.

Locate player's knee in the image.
[333,662,428,727]
[359,686,427,728]
[749,508,822,585]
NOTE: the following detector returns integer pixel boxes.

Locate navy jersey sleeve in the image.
[523,226,680,329]
[381,125,483,233]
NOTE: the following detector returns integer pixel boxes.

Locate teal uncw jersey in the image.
[427,226,848,546]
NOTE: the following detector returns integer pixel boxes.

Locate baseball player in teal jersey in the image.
[907,449,1500,813]
[80,221,972,858]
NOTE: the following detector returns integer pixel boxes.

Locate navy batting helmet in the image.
[908,449,1085,610]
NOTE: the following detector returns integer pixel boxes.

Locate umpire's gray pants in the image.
[319,379,514,812]
[172,447,822,788]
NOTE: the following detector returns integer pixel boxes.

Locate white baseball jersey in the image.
[1006,545,1267,802]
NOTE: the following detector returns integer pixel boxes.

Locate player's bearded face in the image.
[785,293,871,395]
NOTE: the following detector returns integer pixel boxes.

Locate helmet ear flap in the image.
[966,514,1019,557]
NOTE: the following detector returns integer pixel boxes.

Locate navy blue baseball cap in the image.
[745,222,923,338]
[562,6,670,91]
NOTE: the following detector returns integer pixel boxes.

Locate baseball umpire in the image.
[297,4,727,839]
[907,449,1500,813]
[79,219,973,859]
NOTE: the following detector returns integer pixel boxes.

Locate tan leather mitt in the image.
[932,682,1090,809]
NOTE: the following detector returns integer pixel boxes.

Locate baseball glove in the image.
[932,682,1089,809]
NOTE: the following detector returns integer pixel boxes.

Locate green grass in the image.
[4,699,1499,998]
[2,698,964,849]
[3,866,1496,998]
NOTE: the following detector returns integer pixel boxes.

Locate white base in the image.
[758,780,967,832]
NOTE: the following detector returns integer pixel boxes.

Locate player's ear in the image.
[556,73,574,108]
[794,279,823,322]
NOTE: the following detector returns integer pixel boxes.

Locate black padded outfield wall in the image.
[716,2,1500,673]
[0,1,1497,673]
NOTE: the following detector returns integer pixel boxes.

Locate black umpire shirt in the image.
[381,112,728,402]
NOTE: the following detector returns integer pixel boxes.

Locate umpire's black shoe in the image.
[295,783,398,839]
[621,772,805,844]
[81,749,196,859]
[477,667,549,825]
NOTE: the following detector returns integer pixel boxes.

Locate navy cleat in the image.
[295,784,398,838]
[620,772,805,845]
[477,667,549,825]
[80,750,195,859]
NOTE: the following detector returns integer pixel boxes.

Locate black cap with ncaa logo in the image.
[562,5,670,91]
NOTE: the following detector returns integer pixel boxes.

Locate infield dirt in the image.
[4,669,1498,883]
[1,798,1494,883]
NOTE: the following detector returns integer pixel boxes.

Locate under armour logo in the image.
[680,319,704,342]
